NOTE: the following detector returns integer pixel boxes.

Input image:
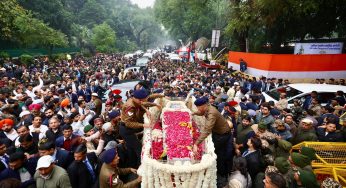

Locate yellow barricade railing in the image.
[293,142,346,187]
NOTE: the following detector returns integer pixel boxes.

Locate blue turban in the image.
[133,89,149,99]
[101,148,117,164]
[194,96,209,106]
[153,89,163,93]
[108,110,120,119]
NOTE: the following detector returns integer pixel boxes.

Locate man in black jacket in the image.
[0,139,9,172]
[45,117,63,142]
[239,58,247,72]
[67,144,100,188]
[38,140,73,169]
[317,121,343,142]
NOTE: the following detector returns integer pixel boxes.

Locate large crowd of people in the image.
[0,53,344,188]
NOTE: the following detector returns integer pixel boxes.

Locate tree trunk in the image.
[238,34,246,52]
[246,38,249,52]
[135,27,149,47]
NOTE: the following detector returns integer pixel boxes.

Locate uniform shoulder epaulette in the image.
[124,106,135,114]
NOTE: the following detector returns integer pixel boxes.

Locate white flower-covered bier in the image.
[139,98,217,188]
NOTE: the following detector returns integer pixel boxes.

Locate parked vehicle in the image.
[134,50,144,56]
[136,57,149,67]
[262,84,346,108]
[167,53,182,63]
[103,80,140,102]
[124,53,134,59]
[124,66,144,75]
[177,47,190,62]
[143,52,153,59]
[164,44,173,53]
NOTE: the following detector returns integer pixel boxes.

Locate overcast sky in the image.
[130,0,155,8]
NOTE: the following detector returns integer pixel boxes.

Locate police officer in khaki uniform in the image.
[192,96,233,187]
[99,148,141,188]
[120,89,162,168]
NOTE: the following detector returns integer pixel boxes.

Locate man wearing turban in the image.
[99,148,141,188]
[28,104,42,117]
[0,119,18,141]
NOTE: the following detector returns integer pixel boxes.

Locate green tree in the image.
[77,0,107,28]
[224,0,263,52]
[62,0,87,16]
[116,36,138,52]
[91,22,116,53]
[2,0,165,52]
[102,0,164,50]
[129,9,162,48]
[18,0,74,36]
[14,13,68,50]
[0,0,27,40]
[0,0,68,53]
[154,0,212,41]
[70,24,93,52]
[154,0,230,47]
[225,0,346,53]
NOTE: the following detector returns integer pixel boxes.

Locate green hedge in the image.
[2,48,80,57]
[19,54,34,65]
[51,53,67,62]
[0,51,10,59]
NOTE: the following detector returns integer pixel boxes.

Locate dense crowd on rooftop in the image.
[0,52,344,188]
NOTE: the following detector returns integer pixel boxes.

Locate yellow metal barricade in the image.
[292,142,346,187]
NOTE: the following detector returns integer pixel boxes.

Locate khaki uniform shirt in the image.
[99,163,140,188]
[195,105,231,144]
[120,94,163,129]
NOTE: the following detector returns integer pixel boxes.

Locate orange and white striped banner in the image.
[228,51,346,79]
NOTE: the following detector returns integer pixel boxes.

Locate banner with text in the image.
[294,42,343,54]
